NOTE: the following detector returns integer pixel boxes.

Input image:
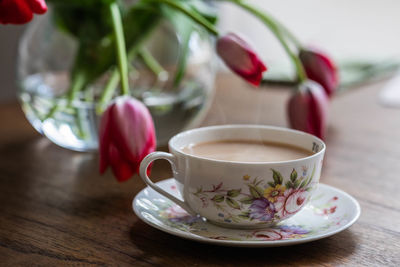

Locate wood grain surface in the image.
[0,74,399,266]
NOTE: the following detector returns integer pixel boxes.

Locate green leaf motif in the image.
[227,189,241,198]
[307,165,316,186]
[248,185,262,198]
[290,169,298,182]
[239,197,254,204]
[226,197,240,209]
[285,181,294,189]
[299,180,307,188]
[238,212,250,219]
[211,195,224,203]
[267,181,275,187]
[294,179,301,189]
[271,169,283,184]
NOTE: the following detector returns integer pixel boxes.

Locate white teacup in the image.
[139,125,325,228]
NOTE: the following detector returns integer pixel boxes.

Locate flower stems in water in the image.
[138,47,166,77]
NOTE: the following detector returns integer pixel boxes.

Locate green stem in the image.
[67,72,86,107]
[110,2,129,95]
[97,69,120,114]
[138,47,166,76]
[173,26,192,87]
[229,0,306,82]
[156,0,219,36]
[271,17,301,48]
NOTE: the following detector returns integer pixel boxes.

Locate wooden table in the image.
[0,74,399,266]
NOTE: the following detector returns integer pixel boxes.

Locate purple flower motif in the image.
[169,216,200,225]
[249,198,276,221]
[279,225,309,235]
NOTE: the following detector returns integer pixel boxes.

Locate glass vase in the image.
[17,8,216,151]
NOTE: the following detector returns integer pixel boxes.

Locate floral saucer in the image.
[133,178,360,247]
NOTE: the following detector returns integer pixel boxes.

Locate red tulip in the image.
[99,96,156,182]
[299,48,338,98]
[0,0,47,25]
[217,33,267,86]
[288,80,329,140]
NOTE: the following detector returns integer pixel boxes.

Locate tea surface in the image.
[182,140,313,162]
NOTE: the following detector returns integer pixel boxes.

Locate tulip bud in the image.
[299,48,338,98]
[0,0,47,25]
[217,33,267,86]
[99,96,156,182]
[288,80,329,139]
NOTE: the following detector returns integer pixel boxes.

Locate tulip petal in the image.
[99,105,112,174]
[112,97,156,164]
[0,0,33,24]
[108,143,135,182]
[307,82,329,139]
[98,96,156,181]
[300,48,338,97]
[217,33,267,87]
[27,0,47,14]
[288,81,329,139]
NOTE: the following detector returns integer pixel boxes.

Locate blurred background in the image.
[2,0,400,103]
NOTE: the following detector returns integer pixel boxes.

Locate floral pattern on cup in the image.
[192,166,316,224]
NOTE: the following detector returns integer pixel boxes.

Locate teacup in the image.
[139,125,325,229]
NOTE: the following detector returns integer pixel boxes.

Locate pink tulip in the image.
[299,48,338,98]
[217,33,267,86]
[287,80,329,140]
[99,96,156,182]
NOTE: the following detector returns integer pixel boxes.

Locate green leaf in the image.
[307,165,316,185]
[290,169,298,182]
[211,195,224,203]
[238,212,250,219]
[285,181,293,189]
[226,197,240,209]
[227,189,241,198]
[299,180,307,188]
[248,185,262,199]
[267,181,275,187]
[271,169,283,184]
[239,197,254,204]
[255,186,264,196]
[196,186,203,194]
[294,179,301,189]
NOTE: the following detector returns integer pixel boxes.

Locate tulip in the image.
[0,0,47,25]
[299,48,338,98]
[99,96,156,182]
[216,33,267,86]
[287,80,329,139]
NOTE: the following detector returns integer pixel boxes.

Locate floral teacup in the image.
[139,125,326,229]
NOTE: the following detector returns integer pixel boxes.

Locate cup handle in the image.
[139,152,196,215]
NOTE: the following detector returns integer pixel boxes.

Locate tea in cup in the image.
[139,125,325,228]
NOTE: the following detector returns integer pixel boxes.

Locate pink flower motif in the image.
[216,33,267,86]
[99,96,156,182]
[164,205,189,218]
[253,229,283,241]
[275,188,308,219]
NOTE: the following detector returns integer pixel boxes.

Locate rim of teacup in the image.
[168,124,326,165]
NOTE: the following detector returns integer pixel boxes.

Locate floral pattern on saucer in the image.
[133,179,361,246]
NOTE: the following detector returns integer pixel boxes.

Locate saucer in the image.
[133,178,360,247]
